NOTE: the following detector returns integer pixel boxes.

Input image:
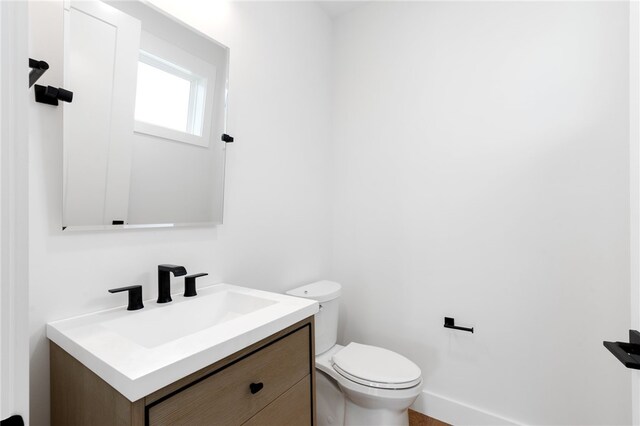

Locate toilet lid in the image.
[331,343,422,390]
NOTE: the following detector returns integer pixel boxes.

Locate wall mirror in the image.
[62,0,229,230]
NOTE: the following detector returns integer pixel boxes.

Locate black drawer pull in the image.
[249,382,264,394]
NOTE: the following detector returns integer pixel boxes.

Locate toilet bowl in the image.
[287,281,423,426]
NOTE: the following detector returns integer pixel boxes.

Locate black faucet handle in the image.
[184,273,208,297]
[158,264,187,277]
[108,285,144,311]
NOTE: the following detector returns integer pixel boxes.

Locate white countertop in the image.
[46,283,318,401]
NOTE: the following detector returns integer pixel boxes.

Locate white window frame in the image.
[137,51,206,137]
[134,31,217,148]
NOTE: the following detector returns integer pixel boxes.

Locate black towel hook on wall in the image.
[29,58,49,88]
[29,58,73,106]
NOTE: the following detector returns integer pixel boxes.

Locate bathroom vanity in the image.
[47,284,318,426]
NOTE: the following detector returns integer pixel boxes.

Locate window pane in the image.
[134,61,191,133]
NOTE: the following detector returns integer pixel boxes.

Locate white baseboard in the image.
[411,390,521,426]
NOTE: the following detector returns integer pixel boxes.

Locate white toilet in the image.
[287,281,423,426]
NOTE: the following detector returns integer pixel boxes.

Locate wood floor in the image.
[409,409,451,426]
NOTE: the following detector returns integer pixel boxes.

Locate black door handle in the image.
[1,415,24,426]
[249,382,264,394]
[604,330,640,369]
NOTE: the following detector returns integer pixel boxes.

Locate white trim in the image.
[1,3,3,416]
[411,390,521,426]
[630,1,640,425]
[0,0,29,422]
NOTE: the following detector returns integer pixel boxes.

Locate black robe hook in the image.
[29,58,49,88]
[30,58,74,106]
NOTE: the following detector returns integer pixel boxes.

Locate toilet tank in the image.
[287,281,341,355]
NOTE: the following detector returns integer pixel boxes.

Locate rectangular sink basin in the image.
[47,284,318,401]
[102,291,277,348]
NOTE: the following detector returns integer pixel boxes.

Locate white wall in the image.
[331,2,631,425]
[28,1,332,424]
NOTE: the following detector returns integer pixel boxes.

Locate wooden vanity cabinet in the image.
[50,317,316,426]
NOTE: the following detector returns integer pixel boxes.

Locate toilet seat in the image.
[331,343,422,390]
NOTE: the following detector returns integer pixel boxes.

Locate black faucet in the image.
[108,285,144,311]
[157,264,187,303]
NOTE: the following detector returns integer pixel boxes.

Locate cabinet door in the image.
[147,325,311,425]
[243,376,312,426]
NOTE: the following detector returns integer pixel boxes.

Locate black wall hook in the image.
[30,58,73,106]
[34,85,73,106]
[29,58,49,88]
[444,317,474,333]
